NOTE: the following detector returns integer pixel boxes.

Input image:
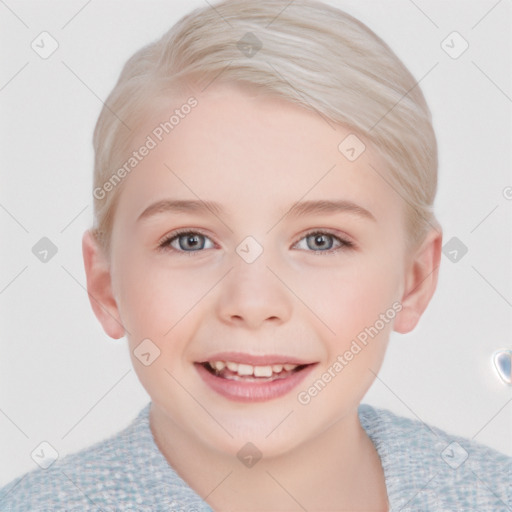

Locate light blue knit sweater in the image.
[1,402,510,511]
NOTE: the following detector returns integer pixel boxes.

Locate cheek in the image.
[114,247,212,336]
[304,254,401,338]
[295,261,396,416]
[115,252,204,396]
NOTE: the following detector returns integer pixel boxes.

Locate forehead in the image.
[115,81,400,225]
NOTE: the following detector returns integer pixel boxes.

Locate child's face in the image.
[99,82,420,456]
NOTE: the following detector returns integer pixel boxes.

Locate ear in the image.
[394,228,442,334]
[82,230,125,339]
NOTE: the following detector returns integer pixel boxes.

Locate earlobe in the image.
[82,230,126,340]
[394,228,443,334]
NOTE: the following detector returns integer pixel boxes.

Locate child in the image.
[1,0,510,510]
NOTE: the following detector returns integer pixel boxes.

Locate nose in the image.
[216,251,293,330]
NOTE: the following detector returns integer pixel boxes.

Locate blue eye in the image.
[158,229,353,255]
[293,231,353,254]
[159,230,214,253]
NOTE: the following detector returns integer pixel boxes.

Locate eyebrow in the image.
[137,199,376,222]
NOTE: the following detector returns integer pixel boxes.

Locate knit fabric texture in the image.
[1,402,510,511]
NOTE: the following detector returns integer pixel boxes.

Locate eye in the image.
[293,230,354,254]
[158,228,354,255]
[158,229,215,253]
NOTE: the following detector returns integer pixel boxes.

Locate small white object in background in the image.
[493,350,512,386]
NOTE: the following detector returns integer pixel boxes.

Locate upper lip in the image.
[198,352,316,366]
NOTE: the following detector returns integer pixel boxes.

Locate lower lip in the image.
[195,363,316,402]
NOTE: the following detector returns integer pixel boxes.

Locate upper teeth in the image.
[209,361,298,377]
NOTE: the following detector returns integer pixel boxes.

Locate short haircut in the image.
[91,0,440,255]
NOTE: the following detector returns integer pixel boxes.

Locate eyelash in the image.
[157,228,355,256]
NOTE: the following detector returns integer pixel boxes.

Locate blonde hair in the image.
[92,0,440,255]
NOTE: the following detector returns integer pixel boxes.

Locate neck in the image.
[150,404,388,511]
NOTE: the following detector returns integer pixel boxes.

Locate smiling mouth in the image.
[200,360,312,382]
[195,356,317,402]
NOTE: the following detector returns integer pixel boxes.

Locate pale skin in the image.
[83,81,442,511]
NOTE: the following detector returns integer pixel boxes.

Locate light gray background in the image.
[1,0,511,487]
